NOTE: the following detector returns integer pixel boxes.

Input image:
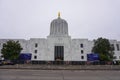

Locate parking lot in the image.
[0,69,120,80]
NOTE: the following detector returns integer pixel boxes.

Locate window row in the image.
[34,43,120,51]
[33,55,85,59]
[34,50,84,54]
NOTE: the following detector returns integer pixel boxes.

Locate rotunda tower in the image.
[49,12,69,37]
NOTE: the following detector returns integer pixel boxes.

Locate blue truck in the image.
[19,53,31,60]
[87,53,99,61]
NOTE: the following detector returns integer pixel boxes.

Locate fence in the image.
[17,60,120,65]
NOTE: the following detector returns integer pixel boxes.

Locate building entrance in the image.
[54,46,64,61]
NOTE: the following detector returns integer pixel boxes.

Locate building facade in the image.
[0,13,120,61]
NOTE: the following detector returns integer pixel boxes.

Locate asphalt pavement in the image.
[0,69,120,80]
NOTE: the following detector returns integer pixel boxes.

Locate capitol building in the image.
[0,13,120,61]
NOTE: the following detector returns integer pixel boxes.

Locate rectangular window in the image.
[81,50,84,54]
[116,44,120,51]
[35,43,38,47]
[111,44,115,51]
[114,56,117,59]
[34,50,37,53]
[34,56,37,59]
[80,44,83,48]
[0,43,1,46]
[54,46,64,61]
[81,56,84,59]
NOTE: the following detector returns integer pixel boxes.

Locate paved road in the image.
[0,69,120,80]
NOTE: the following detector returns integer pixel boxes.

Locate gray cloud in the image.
[0,0,120,40]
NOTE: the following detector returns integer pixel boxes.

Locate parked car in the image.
[2,60,15,65]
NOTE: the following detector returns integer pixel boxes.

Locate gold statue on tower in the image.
[58,12,60,18]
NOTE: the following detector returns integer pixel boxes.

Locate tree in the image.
[92,37,114,61]
[1,40,23,60]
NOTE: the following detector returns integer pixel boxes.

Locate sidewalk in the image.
[0,64,120,70]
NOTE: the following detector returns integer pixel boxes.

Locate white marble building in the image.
[0,13,120,61]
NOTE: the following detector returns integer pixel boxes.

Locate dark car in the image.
[0,60,2,66]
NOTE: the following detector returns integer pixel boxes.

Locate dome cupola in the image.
[49,12,69,37]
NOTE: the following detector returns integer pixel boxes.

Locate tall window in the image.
[81,50,84,54]
[34,50,37,53]
[114,56,117,59]
[35,43,38,47]
[0,43,1,46]
[34,56,37,59]
[54,46,64,61]
[81,56,84,59]
[111,44,115,51]
[116,44,120,51]
[80,44,83,48]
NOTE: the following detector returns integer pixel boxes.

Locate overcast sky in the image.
[0,0,120,40]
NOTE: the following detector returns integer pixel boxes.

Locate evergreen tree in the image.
[1,40,23,60]
[92,37,114,61]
